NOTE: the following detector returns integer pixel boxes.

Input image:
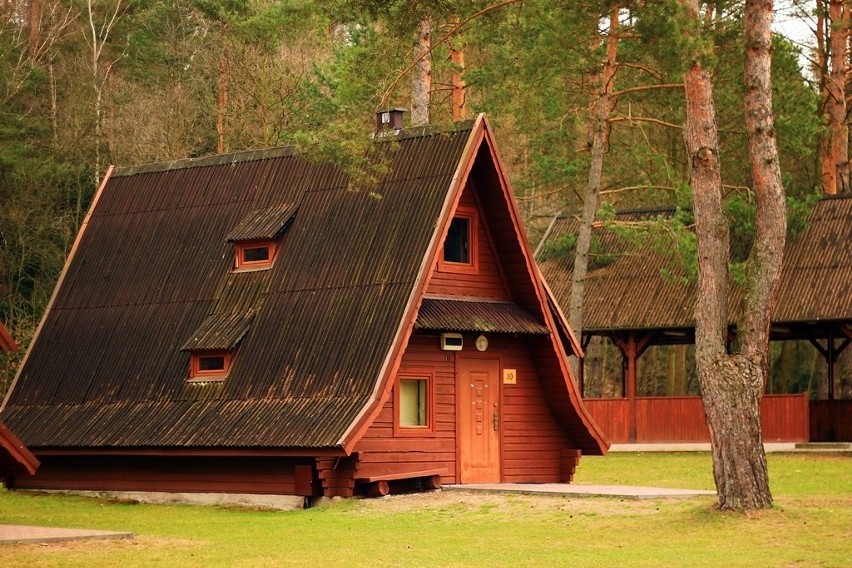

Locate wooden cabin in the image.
[537,195,852,444]
[0,113,607,499]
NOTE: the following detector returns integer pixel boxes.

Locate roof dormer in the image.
[227,203,298,272]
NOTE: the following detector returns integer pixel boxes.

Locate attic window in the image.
[227,203,298,272]
[181,309,253,383]
[188,350,232,381]
[439,206,478,273]
[235,240,276,270]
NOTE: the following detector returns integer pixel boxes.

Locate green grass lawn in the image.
[1,453,849,567]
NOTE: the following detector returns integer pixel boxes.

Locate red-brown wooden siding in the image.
[355,335,458,483]
[497,335,573,482]
[354,334,574,484]
[426,185,510,300]
[12,456,301,494]
[583,394,809,443]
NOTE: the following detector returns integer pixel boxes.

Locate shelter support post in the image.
[807,326,851,402]
[579,333,592,396]
[613,332,654,443]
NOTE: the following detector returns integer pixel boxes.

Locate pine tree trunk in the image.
[829,0,848,194]
[451,46,467,121]
[568,7,619,379]
[682,0,778,511]
[411,17,432,126]
[28,0,42,62]
[816,1,836,194]
[217,53,228,154]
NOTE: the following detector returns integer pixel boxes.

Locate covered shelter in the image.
[537,194,851,443]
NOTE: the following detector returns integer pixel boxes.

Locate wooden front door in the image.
[457,357,500,483]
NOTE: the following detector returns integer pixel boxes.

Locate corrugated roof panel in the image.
[180,310,255,351]
[226,203,299,242]
[415,299,549,334]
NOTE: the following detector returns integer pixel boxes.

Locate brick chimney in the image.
[375,108,405,135]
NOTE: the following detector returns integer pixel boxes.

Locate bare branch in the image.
[612,83,684,98]
[609,115,684,130]
[617,61,663,80]
[601,184,678,195]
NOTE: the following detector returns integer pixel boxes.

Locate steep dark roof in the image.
[1,126,472,449]
[538,195,852,334]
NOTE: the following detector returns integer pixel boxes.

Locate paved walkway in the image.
[609,442,852,453]
[0,524,133,545]
[444,483,716,500]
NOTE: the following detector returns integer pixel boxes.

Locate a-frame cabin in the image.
[0,113,607,499]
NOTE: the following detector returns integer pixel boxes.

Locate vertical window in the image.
[439,205,478,273]
[444,217,470,264]
[395,373,434,434]
[399,379,429,427]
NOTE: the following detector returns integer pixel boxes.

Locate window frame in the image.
[188,350,232,382]
[234,239,278,271]
[438,205,478,274]
[393,371,435,436]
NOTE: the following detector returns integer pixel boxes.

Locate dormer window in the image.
[189,350,232,381]
[234,240,277,270]
[439,205,478,273]
[227,203,298,272]
[181,309,254,383]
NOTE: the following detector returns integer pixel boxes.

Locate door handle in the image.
[493,410,499,431]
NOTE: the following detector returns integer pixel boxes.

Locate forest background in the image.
[0,0,846,400]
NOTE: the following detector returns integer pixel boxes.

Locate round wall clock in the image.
[475,334,488,351]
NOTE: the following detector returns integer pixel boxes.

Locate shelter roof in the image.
[537,195,852,335]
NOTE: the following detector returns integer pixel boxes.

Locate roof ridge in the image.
[111,121,476,178]
[557,204,679,219]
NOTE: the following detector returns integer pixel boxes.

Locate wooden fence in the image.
[809,400,852,442]
[583,394,810,444]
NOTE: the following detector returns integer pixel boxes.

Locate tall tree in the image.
[411,16,432,125]
[568,5,620,377]
[683,0,785,511]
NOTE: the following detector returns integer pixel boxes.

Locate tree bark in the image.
[450,44,467,121]
[682,0,780,511]
[816,0,835,194]
[828,0,848,194]
[567,6,619,379]
[217,52,228,154]
[411,17,432,126]
[28,0,42,62]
